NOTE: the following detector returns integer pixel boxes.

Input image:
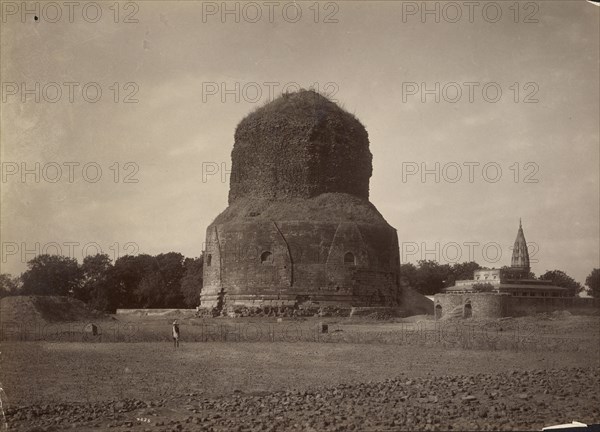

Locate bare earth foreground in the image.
[1,313,599,431]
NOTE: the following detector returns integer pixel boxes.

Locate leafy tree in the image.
[21,255,82,296]
[112,254,157,308]
[414,260,451,295]
[181,255,203,307]
[119,252,187,308]
[401,261,476,295]
[539,270,583,297]
[500,265,536,280]
[447,261,481,287]
[0,273,21,298]
[136,272,166,308]
[585,268,600,298]
[472,282,495,292]
[153,252,186,308]
[399,262,418,288]
[79,254,115,312]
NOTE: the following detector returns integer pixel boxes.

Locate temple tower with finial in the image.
[510,218,530,278]
[437,217,570,319]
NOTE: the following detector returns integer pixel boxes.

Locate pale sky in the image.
[1,1,599,286]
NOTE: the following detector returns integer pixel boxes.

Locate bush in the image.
[472,283,495,293]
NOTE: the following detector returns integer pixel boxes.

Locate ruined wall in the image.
[434,294,506,319]
[228,91,372,203]
[435,294,464,319]
[470,294,506,317]
[434,293,600,319]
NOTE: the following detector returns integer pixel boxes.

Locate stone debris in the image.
[5,366,599,431]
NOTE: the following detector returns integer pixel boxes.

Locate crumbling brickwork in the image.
[228,90,372,203]
[201,90,427,314]
[202,216,401,310]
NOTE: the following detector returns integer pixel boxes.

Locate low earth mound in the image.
[0,295,105,324]
[399,286,434,316]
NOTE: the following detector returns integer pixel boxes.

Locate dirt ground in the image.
[1,313,599,431]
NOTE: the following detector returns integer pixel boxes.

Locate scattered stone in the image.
[6,366,600,432]
[461,395,478,403]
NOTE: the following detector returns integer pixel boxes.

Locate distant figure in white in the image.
[172,320,180,348]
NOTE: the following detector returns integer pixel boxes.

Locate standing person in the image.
[172,320,180,348]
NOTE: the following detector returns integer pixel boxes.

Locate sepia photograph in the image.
[1,1,599,431]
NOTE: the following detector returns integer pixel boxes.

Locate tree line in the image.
[399,260,598,298]
[0,253,203,312]
[1,256,598,311]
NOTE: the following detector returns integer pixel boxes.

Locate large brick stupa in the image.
[201,90,431,315]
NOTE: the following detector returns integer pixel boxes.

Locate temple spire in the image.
[511,219,530,277]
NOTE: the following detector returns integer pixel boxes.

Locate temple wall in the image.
[434,293,599,319]
[434,294,506,319]
[506,297,600,316]
[473,269,501,282]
